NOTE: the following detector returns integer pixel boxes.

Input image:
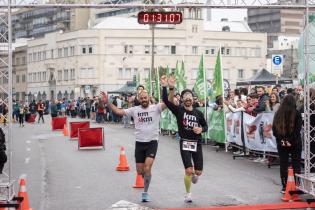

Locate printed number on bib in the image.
[182,141,197,152]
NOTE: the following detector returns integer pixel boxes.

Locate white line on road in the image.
[25,158,30,164]
[26,140,31,144]
[26,148,31,152]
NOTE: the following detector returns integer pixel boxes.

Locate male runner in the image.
[161,75,208,203]
[101,90,166,202]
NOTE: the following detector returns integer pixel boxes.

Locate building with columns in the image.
[27,8,267,100]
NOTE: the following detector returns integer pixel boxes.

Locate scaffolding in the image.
[0,0,315,205]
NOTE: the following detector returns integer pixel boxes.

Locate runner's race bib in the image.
[182,141,197,152]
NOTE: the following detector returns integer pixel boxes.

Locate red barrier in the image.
[78,127,104,149]
[70,121,90,139]
[27,114,36,123]
[51,117,67,130]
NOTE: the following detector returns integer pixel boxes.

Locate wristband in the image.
[169,87,174,91]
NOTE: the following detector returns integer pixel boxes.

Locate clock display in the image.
[138,11,183,24]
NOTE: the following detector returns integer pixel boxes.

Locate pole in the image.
[150,24,154,97]
[8,0,13,185]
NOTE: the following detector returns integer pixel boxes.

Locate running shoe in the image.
[184,192,192,203]
[141,192,150,202]
[191,174,199,184]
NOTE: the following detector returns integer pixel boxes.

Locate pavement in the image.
[6,116,312,210]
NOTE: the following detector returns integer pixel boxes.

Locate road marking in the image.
[26,140,31,144]
[25,158,30,164]
[26,148,31,152]
[75,186,82,189]
[110,200,153,210]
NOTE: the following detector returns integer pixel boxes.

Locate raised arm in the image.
[100,92,126,116]
[160,75,179,115]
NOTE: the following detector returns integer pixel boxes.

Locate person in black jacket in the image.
[161,75,208,203]
[272,95,302,194]
[253,86,269,114]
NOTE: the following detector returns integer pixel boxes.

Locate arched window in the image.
[42,91,47,101]
[64,91,69,99]
[70,90,75,100]
[57,91,62,100]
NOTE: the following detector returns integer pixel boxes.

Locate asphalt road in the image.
[10,116,284,210]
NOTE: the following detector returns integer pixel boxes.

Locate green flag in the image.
[136,72,141,87]
[154,67,161,101]
[193,55,206,101]
[175,60,186,93]
[145,70,152,95]
[211,50,223,101]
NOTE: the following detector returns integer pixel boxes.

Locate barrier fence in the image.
[70,121,90,139]
[160,108,280,154]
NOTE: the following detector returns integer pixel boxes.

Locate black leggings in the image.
[277,142,302,184]
[19,114,24,125]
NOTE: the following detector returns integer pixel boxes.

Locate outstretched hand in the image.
[169,74,176,88]
[160,75,168,87]
[100,91,109,104]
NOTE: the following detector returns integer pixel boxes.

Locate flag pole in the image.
[219,46,228,152]
[203,54,208,144]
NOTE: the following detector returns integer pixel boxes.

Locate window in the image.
[38,52,41,60]
[16,75,20,83]
[211,48,215,55]
[171,46,176,54]
[70,69,75,80]
[28,73,32,83]
[145,45,150,54]
[70,46,75,56]
[221,47,225,55]
[64,69,68,80]
[88,46,93,54]
[192,68,198,79]
[133,68,138,77]
[124,45,133,54]
[28,53,32,62]
[43,51,46,60]
[79,68,96,79]
[238,69,244,79]
[192,24,198,33]
[33,53,36,61]
[37,72,41,81]
[82,47,86,54]
[223,69,230,79]
[22,74,26,83]
[51,49,54,59]
[42,72,46,81]
[22,57,26,65]
[206,69,214,80]
[255,48,261,57]
[32,73,36,82]
[205,49,209,55]
[64,47,68,57]
[58,70,62,80]
[16,58,20,66]
[252,69,258,76]
[58,48,62,57]
[144,68,150,79]
[118,68,123,78]
[164,46,170,54]
[192,46,198,54]
[226,48,230,55]
[125,68,131,79]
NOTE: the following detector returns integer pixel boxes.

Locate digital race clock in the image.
[138,11,183,24]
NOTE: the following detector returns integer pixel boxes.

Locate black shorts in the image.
[180,140,203,171]
[135,140,158,163]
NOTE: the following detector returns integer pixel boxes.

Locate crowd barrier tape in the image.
[78,127,104,150]
[51,117,67,130]
[70,121,90,139]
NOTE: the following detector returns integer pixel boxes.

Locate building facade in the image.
[3,7,90,40]
[27,8,267,100]
[13,45,28,102]
[247,0,304,48]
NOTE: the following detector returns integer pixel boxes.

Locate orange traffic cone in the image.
[63,124,68,136]
[116,146,130,171]
[282,167,301,202]
[18,178,31,210]
[133,173,144,188]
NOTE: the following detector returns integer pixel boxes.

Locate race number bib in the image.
[182,141,197,152]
